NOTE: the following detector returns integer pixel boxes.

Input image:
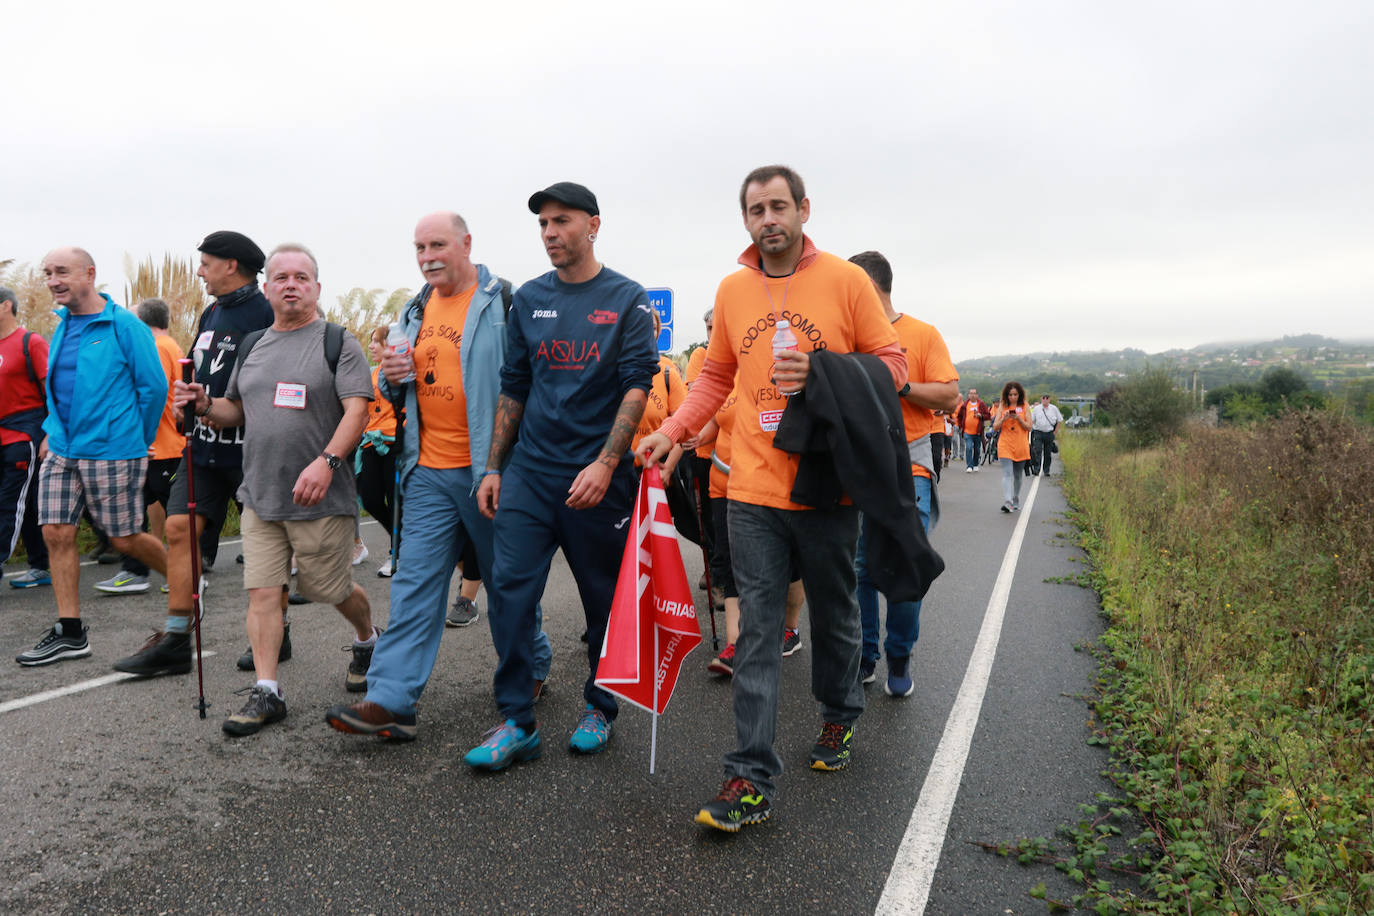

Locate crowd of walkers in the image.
[0,164,1067,832]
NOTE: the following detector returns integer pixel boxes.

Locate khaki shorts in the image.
[240,508,355,606]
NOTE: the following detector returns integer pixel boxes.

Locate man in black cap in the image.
[463,182,659,769]
[113,231,275,677]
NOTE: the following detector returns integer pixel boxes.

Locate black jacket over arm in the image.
[772,350,944,603]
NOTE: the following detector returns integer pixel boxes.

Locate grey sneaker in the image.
[222,686,287,737]
[95,570,150,594]
[16,623,91,666]
[446,596,480,628]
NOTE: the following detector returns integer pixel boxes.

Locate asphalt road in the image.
[1,460,1112,915]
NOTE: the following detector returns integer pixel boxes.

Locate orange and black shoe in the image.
[809,721,853,771]
[695,777,771,832]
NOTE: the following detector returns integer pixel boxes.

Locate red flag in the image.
[596,464,702,715]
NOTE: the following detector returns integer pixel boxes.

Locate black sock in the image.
[58,618,83,636]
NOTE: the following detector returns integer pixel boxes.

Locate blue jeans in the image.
[489,462,636,729]
[856,473,931,663]
[724,501,864,799]
[964,432,981,469]
[364,465,550,717]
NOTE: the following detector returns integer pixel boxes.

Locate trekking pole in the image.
[180,359,209,719]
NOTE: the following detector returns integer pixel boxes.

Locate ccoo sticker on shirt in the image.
[194,331,215,352]
[758,409,784,432]
[274,382,307,409]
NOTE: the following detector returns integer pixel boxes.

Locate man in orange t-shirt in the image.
[846,252,958,698]
[96,298,186,594]
[956,387,991,470]
[326,211,550,741]
[641,165,908,831]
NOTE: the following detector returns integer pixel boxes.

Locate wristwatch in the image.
[321,452,342,470]
[898,383,911,398]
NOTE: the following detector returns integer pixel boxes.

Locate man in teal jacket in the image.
[15,247,168,667]
[325,212,549,740]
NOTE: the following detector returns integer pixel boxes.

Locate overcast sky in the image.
[5,1,1370,362]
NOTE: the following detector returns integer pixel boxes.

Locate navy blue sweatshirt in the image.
[502,267,659,474]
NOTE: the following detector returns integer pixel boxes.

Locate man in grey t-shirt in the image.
[178,243,377,737]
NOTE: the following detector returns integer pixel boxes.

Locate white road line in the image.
[876,475,1041,916]
[0,651,219,714]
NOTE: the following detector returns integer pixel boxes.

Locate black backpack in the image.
[235,322,346,376]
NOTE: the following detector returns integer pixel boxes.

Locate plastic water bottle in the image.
[772,318,801,396]
[387,321,416,383]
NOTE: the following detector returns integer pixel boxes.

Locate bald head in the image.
[43,247,102,313]
[414,211,476,297]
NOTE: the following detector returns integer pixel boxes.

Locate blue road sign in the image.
[646,287,673,352]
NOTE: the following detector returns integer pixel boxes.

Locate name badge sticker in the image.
[758,409,784,432]
[194,331,215,352]
[274,383,307,410]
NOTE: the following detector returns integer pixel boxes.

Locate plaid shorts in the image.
[38,453,149,537]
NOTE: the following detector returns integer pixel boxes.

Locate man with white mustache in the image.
[326,212,550,741]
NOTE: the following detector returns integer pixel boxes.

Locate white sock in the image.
[256,679,281,697]
[353,627,378,648]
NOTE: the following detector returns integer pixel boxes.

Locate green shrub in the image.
[1096,367,1194,449]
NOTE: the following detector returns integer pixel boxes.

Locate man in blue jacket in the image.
[15,248,168,666]
[325,211,551,740]
[464,182,659,769]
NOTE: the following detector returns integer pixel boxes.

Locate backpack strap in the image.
[22,331,44,398]
[324,321,344,374]
[498,278,513,316]
[234,328,267,376]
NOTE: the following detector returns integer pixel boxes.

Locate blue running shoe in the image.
[885,655,915,698]
[569,704,612,754]
[9,568,51,589]
[464,720,541,770]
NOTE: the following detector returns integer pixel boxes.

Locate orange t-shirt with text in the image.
[997,404,1031,461]
[707,251,897,510]
[150,333,186,460]
[415,286,474,468]
[633,355,686,464]
[891,314,957,479]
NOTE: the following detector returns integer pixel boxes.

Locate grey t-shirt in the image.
[226,320,373,521]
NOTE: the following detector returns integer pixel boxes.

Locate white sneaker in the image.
[376,559,393,578]
[352,541,369,566]
[964,467,973,473]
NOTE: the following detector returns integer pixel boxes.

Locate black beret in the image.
[527,182,599,217]
[197,231,265,273]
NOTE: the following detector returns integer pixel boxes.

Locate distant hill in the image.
[955,336,1374,398]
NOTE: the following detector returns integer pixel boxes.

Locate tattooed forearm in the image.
[486,393,525,471]
[598,389,647,469]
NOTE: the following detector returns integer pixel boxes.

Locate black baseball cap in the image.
[527,182,599,216]
[197,231,265,273]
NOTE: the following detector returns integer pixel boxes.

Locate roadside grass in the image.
[1004,415,1373,913]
